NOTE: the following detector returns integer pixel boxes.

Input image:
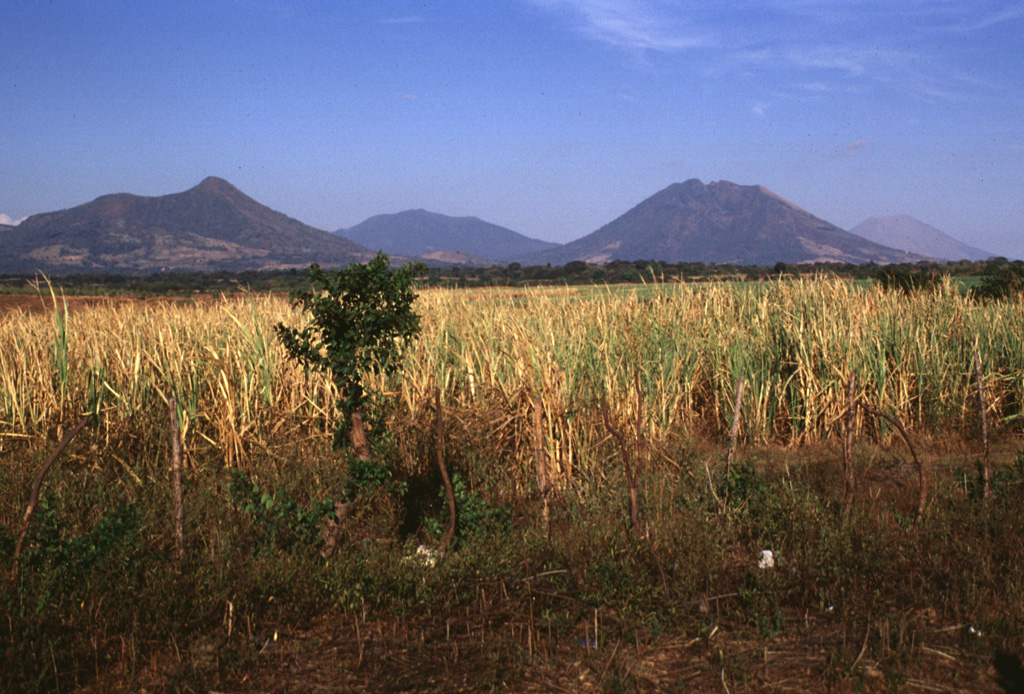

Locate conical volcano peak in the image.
[194,176,240,195]
[667,179,707,194]
[519,179,928,266]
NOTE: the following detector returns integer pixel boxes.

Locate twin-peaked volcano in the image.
[520,179,926,266]
[0,177,372,274]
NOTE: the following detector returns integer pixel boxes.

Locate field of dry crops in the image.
[1,278,1021,474]
[2,278,1024,692]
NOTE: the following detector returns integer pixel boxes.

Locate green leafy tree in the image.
[274,252,422,450]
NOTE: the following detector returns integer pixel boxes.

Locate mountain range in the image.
[1,176,991,275]
[847,215,992,262]
[337,209,558,264]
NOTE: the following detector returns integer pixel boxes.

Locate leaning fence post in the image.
[169,398,185,560]
[858,399,928,525]
[842,373,858,523]
[532,396,550,537]
[973,352,991,503]
[726,376,746,472]
[435,388,457,553]
[10,414,90,582]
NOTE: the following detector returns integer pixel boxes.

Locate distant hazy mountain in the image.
[848,215,992,262]
[337,209,559,263]
[519,179,926,266]
[0,177,373,275]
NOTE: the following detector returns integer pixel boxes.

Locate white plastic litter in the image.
[404,544,441,568]
[757,549,775,570]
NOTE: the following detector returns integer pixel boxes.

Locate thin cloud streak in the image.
[947,3,1024,31]
[526,0,1012,100]
[380,15,424,25]
[526,0,711,52]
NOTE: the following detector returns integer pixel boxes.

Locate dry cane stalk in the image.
[435,388,456,553]
[169,398,185,560]
[532,396,550,537]
[973,352,990,503]
[842,373,857,523]
[726,376,745,472]
[10,414,90,581]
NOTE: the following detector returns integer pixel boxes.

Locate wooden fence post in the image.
[532,396,550,537]
[435,388,456,553]
[842,373,857,523]
[858,399,928,525]
[973,352,991,503]
[169,398,185,560]
[10,415,90,581]
[726,376,746,472]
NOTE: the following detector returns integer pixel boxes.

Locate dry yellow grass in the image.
[1,279,1021,479]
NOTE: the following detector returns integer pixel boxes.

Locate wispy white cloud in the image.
[526,0,711,52]
[783,47,871,77]
[799,82,835,93]
[832,139,872,158]
[751,101,769,117]
[0,213,25,226]
[946,3,1024,31]
[380,15,424,25]
[395,94,419,100]
[526,0,1013,101]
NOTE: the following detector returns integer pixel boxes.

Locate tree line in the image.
[0,257,1021,296]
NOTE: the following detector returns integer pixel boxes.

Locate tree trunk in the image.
[349,412,372,462]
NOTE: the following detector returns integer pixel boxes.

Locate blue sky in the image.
[2,1,1022,258]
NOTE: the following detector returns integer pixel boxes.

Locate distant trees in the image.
[974,260,1024,301]
[5,257,1019,295]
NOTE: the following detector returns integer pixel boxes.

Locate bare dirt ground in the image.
[0,293,137,316]
[0,293,231,316]
[86,604,1011,693]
